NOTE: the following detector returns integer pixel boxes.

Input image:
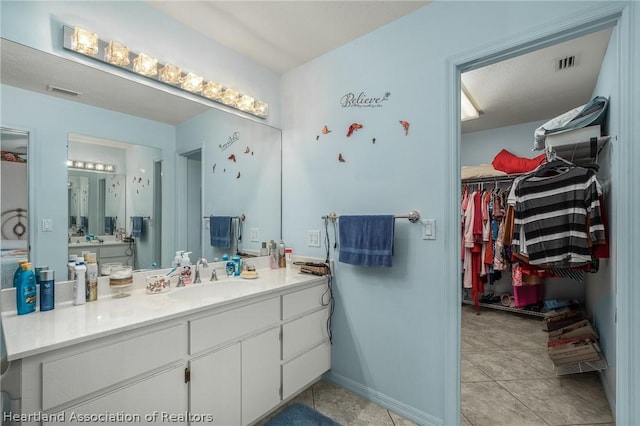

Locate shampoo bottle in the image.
[73,260,87,306]
[231,255,242,277]
[39,269,55,312]
[278,241,286,268]
[16,262,36,315]
[223,253,234,276]
[13,258,28,287]
[270,240,279,269]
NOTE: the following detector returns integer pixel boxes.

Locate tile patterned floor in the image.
[461,305,614,426]
[256,380,417,426]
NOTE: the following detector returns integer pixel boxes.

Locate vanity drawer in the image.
[282,282,327,320]
[42,323,186,411]
[100,244,129,258]
[282,308,329,360]
[189,297,280,355]
[282,341,331,400]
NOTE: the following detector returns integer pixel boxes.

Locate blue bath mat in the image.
[265,403,342,426]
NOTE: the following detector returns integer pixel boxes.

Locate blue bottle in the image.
[39,269,55,312]
[13,259,28,287]
[231,256,242,277]
[16,262,36,315]
[223,253,234,277]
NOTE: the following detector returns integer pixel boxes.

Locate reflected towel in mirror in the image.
[338,215,395,267]
[210,215,231,248]
[131,216,143,238]
[104,216,117,235]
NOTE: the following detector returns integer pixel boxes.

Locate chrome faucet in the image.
[210,267,227,281]
[194,258,209,283]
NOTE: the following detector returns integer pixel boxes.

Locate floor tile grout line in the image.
[386,409,397,426]
[494,376,552,425]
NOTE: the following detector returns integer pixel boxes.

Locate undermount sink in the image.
[168,279,255,301]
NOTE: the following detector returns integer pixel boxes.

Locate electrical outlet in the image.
[307,230,321,247]
[249,228,259,242]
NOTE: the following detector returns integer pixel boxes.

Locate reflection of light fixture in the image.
[133,53,158,76]
[461,88,480,121]
[105,41,130,66]
[68,159,116,173]
[62,25,269,118]
[159,64,182,84]
[181,72,203,93]
[71,27,98,56]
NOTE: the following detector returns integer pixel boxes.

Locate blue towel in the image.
[80,216,89,232]
[131,216,143,238]
[210,215,231,248]
[104,216,116,235]
[338,215,395,267]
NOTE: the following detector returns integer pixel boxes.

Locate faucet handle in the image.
[176,275,185,287]
[210,269,218,281]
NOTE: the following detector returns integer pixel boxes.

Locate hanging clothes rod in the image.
[322,210,421,223]
[203,214,246,221]
[461,174,523,185]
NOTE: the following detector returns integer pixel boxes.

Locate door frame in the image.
[444,3,635,425]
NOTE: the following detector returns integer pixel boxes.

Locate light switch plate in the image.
[42,219,53,232]
[249,228,259,242]
[422,219,436,240]
[307,230,321,247]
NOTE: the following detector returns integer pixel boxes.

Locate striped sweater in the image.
[512,165,605,267]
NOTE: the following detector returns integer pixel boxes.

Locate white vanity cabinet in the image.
[8,276,331,426]
[18,322,188,426]
[281,283,332,400]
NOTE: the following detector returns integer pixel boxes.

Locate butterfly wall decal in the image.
[338,153,346,162]
[346,123,363,137]
[399,120,410,135]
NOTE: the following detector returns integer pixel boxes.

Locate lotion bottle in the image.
[39,269,55,312]
[67,254,77,281]
[73,260,87,305]
[16,262,36,315]
[181,252,193,284]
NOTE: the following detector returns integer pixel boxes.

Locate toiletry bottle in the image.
[34,266,49,285]
[172,251,184,268]
[73,260,87,306]
[39,269,55,312]
[260,242,268,256]
[231,255,242,277]
[270,241,279,269]
[223,253,234,276]
[68,254,77,281]
[181,252,193,285]
[86,253,98,302]
[285,248,293,268]
[13,258,28,287]
[278,241,286,268]
[16,262,36,315]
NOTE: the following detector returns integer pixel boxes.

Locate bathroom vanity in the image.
[1,266,331,425]
[68,241,134,268]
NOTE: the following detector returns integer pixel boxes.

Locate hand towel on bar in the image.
[104,216,116,235]
[210,215,232,248]
[131,216,143,238]
[339,215,395,267]
[80,216,89,232]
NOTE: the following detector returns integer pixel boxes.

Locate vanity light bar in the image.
[68,159,116,173]
[62,25,269,119]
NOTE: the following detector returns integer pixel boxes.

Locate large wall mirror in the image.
[1,38,281,275]
[1,127,29,288]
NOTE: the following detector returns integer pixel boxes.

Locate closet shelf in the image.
[553,356,608,376]
[461,299,546,317]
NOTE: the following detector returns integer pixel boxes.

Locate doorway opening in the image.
[183,149,202,261]
[456,22,619,425]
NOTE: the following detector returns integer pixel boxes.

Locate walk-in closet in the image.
[459,26,617,426]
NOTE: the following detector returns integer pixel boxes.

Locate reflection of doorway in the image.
[184,150,202,261]
[153,160,163,266]
[449,13,627,426]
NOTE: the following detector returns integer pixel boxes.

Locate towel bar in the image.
[203,214,246,221]
[322,210,420,223]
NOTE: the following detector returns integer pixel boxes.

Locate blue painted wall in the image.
[281,2,638,423]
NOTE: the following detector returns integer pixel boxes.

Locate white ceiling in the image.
[0,3,613,133]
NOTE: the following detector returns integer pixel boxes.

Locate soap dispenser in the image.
[172,251,184,268]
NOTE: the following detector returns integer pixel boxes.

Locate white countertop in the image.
[1,265,325,361]
[68,240,130,248]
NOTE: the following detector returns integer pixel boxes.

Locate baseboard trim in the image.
[322,371,442,426]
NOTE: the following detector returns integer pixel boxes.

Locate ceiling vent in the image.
[555,55,578,71]
[46,84,82,97]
